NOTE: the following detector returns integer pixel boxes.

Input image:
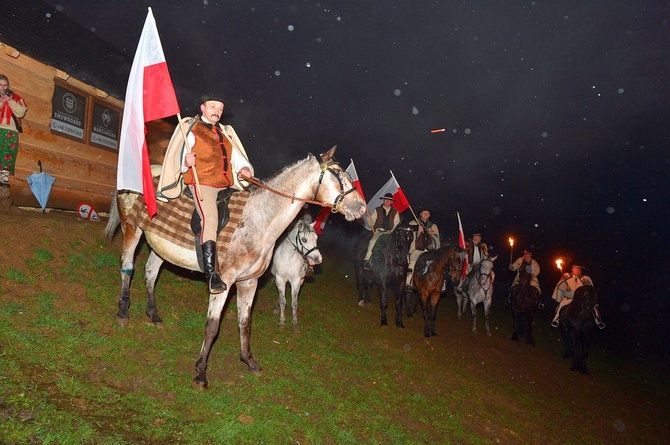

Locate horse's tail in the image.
[104,190,120,242]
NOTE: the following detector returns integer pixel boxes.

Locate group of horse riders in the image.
[361,194,606,330]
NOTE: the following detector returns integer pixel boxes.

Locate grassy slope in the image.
[0,211,668,444]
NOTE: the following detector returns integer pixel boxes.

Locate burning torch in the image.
[508,237,514,265]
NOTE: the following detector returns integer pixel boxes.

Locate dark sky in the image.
[41,1,670,354]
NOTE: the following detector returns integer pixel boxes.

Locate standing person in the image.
[0,74,28,187]
[405,208,440,291]
[157,94,254,294]
[551,265,604,328]
[506,249,541,306]
[456,232,491,292]
[363,192,401,270]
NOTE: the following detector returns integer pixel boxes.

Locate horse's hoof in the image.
[357,300,365,307]
[292,326,300,334]
[486,332,492,337]
[191,378,208,390]
[116,316,129,327]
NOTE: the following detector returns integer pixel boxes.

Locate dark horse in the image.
[354,225,414,327]
[412,246,464,337]
[558,285,599,374]
[510,265,541,345]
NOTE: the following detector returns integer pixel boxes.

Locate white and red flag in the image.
[363,172,410,230]
[314,159,364,235]
[457,211,468,278]
[117,7,180,218]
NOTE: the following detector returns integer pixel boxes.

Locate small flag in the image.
[345,160,365,202]
[457,212,468,278]
[363,174,410,230]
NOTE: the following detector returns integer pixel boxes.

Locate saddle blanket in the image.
[126,188,251,250]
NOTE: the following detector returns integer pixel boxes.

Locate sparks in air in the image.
[431,128,446,133]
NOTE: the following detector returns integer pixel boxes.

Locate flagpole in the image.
[390,170,420,224]
[176,112,203,200]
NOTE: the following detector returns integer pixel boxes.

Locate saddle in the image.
[370,232,391,261]
[126,179,250,252]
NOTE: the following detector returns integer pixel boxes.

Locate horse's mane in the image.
[250,154,317,197]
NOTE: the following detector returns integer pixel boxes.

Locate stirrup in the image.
[551,319,559,328]
[363,260,372,270]
[538,302,545,310]
[596,320,606,329]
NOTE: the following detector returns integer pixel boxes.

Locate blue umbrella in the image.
[26,161,56,213]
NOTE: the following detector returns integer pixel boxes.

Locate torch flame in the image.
[555,259,563,270]
[508,237,514,247]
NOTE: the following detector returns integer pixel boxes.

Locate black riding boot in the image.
[202,240,226,294]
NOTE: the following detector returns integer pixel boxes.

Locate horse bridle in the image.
[241,160,357,213]
[290,228,319,268]
[474,259,494,294]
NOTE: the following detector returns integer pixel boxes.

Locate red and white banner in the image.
[117,7,180,218]
[345,159,365,202]
[457,211,468,278]
[363,173,410,230]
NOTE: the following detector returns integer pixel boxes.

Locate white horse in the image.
[455,255,497,336]
[271,214,322,332]
[105,147,366,389]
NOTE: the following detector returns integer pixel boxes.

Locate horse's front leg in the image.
[193,289,231,390]
[470,301,478,334]
[484,298,492,337]
[237,278,262,374]
[144,251,164,325]
[394,278,405,328]
[429,293,439,336]
[378,283,388,326]
[116,226,142,326]
[274,275,287,328]
[290,276,304,333]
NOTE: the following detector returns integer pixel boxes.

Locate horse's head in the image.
[311,146,366,221]
[574,285,598,312]
[394,226,414,266]
[293,217,322,266]
[478,255,497,285]
[446,247,465,284]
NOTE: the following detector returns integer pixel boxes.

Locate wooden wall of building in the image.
[1,42,171,212]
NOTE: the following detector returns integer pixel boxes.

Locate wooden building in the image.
[0,0,171,213]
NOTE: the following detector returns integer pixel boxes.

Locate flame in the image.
[555,259,563,270]
[508,237,514,247]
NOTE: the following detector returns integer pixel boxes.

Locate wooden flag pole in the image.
[176,112,203,200]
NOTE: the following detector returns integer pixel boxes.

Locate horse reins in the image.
[240,160,357,213]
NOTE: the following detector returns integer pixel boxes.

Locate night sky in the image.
[40,1,670,358]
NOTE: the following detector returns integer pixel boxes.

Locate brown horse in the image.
[105,147,366,389]
[412,246,464,336]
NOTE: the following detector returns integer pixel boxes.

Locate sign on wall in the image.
[90,101,120,150]
[50,83,87,140]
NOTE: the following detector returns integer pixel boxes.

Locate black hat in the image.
[572,264,585,270]
[472,233,482,237]
[200,94,233,109]
[523,250,532,255]
[380,193,394,201]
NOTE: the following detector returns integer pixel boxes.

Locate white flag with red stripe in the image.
[117,7,180,217]
[457,212,468,278]
[363,173,410,230]
[345,159,365,202]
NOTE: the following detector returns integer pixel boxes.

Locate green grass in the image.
[0,229,668,445]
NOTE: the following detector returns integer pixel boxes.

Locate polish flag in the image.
[314,159,365,235]
[345,159,365,202]
[117,7,180,218]
[363,173,410,230]
[457,212,468,278]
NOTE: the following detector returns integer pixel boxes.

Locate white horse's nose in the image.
[310,252,323,265]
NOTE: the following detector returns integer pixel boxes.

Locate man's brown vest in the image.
[183,122,234,188]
